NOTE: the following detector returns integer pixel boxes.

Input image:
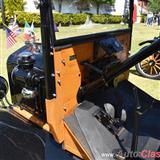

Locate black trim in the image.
[129,0,134,50]
[40,0,56,99]
[55,29,131,47]
[48,0,56,46]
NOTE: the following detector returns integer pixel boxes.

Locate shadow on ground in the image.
[129,69,139,76]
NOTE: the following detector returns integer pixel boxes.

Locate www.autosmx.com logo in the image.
[101,150,160,159]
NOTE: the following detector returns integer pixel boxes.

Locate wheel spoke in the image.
[155,65,160,70]
[138,53,160,77]
[149,56,154,60]
[141,60,148,65]
[154,54,160,60]
[156,59,160,62]
[143,66,150,74]
[141,63,149,69]
[150,67,153,75]
[141,60,149,66]
[153,66,158,75]
[144,58,149,62]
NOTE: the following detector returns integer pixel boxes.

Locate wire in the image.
[4,95,12,107]
[0,101,4,108]
[0,99,6,109]
[0,90,12,109]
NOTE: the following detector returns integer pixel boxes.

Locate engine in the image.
[7,44,46,120]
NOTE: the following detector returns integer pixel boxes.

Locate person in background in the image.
[146,12,150,26]
[150,12,154,26]
[147,12,154,26]
[153,14,157,23]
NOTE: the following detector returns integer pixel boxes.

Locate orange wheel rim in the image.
[140,52,160,76]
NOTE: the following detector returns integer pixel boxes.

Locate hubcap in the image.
[149,60,155,66]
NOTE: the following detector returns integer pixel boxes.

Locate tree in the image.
[4,0,24,21]
[148,0,160,14]
[74,0,90,13]
[91,0,115,14]
[1,0,6,25]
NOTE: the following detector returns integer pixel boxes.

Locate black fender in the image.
[0,111,74,160]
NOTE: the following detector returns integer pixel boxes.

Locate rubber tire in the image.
[135,62,160,80]
[135,44,160,80]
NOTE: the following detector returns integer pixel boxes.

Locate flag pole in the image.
[2,23,9,30]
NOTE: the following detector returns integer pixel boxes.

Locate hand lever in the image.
[131,87,141,152]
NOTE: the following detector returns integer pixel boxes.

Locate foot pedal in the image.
[104,103,115,119]
[104,103,127,122]
[121,109,127,122]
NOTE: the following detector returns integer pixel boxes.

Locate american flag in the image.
[6,27,17,48]
[9,23,21,36]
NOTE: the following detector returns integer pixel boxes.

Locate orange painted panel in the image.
[45,32,131,156]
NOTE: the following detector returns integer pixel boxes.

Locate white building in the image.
[24,0,39,12]
[24,0,128,16]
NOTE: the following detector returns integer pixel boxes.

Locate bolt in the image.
[57,80,61,85]
[50,52,53,55]
[56,71,61,76]
[64,107,67,112]
[51,73,55,77]
[53,94,56,97]
[61,59,66,65]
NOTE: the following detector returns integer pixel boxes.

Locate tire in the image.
[135,51,160,80]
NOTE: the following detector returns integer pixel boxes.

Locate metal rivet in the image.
[50,52,53,55]
[53,94,56,97]
[57,80,61,85]
[56,71,61,76]
[51,73,55,77]
[64,107,67,112]
[61,59,66,65]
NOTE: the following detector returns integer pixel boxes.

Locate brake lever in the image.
[133,87,141,110]
[131,87,141,152]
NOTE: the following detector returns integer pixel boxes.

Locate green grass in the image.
[0,23,160,100]
[56,24,127,39]
[129,24,160,100]
[131,24,160,54]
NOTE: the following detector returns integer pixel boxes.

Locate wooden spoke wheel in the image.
[135,51,160,79]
